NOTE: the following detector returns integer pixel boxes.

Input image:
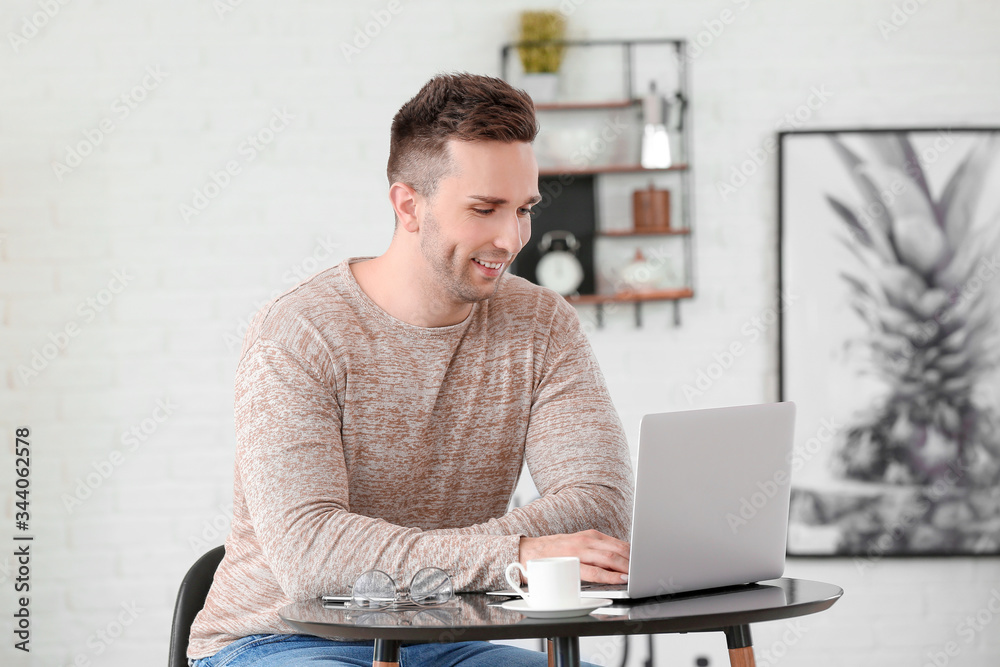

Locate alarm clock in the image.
[535,231,584,296]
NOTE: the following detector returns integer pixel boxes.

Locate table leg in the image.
[550,636,580,667]
[724,625,756,667]
[372,638,400,667]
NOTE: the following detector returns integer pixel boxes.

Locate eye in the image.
[518,208,534,217]
[473,208,493,216]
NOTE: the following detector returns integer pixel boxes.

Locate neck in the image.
[351,247,474,328]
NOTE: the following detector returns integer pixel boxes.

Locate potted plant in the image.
[517,10,567,103]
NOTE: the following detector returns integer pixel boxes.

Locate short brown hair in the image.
[387,72,539,198]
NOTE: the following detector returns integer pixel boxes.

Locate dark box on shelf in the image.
[512,174,597,296]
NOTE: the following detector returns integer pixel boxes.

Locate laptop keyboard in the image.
[581,582,627,593]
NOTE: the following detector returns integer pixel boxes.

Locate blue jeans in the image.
[190,633,600,666]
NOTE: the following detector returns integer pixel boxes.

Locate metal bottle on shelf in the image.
[640,81,672,169]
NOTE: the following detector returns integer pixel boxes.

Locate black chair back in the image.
[168,545,225,667]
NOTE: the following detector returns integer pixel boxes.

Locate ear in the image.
[389,182,421,232]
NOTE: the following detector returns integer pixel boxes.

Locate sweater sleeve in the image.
[519,305,635,539]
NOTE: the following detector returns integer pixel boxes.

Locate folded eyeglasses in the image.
[350,567,454,609]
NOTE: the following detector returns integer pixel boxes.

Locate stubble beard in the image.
[420,209,505,305]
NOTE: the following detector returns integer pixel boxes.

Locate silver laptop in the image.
[577,401,796,600]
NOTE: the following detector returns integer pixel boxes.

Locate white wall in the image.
[2,0,999,665]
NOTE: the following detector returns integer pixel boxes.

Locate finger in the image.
[580,563,630,584]
[576,535,630,565]
[579,548,629,575]
[596,539,630,562]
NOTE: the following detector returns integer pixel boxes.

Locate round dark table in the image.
[279,577,842,667]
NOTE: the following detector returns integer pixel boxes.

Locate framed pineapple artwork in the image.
[779,128,1000,557]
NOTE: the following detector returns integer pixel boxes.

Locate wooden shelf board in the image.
[599,228,690,237]
[534,99,638,111]
[539,163,688,176]
[566,288,694,305]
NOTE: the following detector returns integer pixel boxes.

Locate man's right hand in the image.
[518,529,630,584]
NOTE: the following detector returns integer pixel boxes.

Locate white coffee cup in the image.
[504,557,581,609]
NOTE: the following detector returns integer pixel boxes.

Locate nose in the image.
[495,211,526,255]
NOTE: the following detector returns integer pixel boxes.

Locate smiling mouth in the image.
[473,258,505,270]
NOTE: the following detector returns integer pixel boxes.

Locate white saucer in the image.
[499,598,613,618]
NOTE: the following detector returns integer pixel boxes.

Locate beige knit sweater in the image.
[188,258,634,658]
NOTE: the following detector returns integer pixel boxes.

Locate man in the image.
[188,72,634,666]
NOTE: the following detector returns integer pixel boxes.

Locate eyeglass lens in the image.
[351,570,396,609]
[409,567,453,606]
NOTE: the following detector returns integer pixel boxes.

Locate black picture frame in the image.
[778,128,1000,557]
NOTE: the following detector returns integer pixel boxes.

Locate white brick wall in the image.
[2,0,999,665]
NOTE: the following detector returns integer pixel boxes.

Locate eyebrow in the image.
[468,194,542,206]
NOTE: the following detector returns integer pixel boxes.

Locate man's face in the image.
[417,140,540,305]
